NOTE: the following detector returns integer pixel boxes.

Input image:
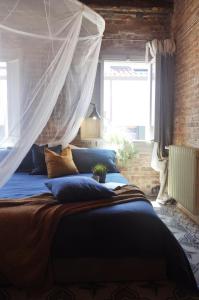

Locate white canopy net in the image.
[0,0,105,186]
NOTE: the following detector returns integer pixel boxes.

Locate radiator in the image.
[168,145,199,215]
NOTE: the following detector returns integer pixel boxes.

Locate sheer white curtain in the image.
[0,0,105,187]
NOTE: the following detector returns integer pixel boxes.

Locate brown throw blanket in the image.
[0,185,148,288]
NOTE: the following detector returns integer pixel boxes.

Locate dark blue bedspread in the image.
[52,199,197,289]
[0,173,197,289]
[0,172,128,199]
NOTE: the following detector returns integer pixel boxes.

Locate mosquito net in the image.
[0,0,105,186]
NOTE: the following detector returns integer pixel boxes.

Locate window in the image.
[0,62,8,141]
[0,60,20,147]
[103,60,155,141]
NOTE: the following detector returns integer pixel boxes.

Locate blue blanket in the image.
[52,198,197,290]
[0,173,197,290]
[0,172,128,199]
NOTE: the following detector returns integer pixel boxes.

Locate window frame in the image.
[0,61,8,141]
[0,59,20,147]
[101,58,155,142]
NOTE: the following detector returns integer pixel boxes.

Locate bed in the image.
[0,171,196,289]
[0,147,197,290]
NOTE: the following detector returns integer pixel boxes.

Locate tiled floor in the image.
[153,202,199,288]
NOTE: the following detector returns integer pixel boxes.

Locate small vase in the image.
[99,173,106,183]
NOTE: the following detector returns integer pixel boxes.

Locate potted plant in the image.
[92,164,107,183]
[105,132,137,168]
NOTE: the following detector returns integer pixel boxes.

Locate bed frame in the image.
[53,257,167,283]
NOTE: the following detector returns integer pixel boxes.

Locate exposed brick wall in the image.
[100,15,171,58]
[173,0,199,147]
[96,6,172,59]
[120,142,159,195]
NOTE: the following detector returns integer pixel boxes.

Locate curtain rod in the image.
[103,37,147,42]
[95,11,170,17]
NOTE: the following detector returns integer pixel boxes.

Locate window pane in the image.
[0,68,7,77]
[0,62,8,141]
[0,62,6,67]
[103,61,150,141]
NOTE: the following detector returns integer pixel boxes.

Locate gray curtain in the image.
[146,39,175,202]
[155,53,175,158]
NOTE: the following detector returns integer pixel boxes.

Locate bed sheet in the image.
[0,172,128,199]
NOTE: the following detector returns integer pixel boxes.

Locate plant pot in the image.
[99,173,106,183]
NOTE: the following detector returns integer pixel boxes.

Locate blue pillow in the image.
[17,147,33,172]
[31,144,62,175]
[71,148,119,173]
[45,176,115,203]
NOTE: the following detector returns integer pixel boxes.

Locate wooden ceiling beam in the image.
[82,0,173,10]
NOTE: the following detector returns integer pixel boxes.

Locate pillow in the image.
[17,147,33,172]
[45,147,78,178]
[31,144,62,175]
[71,148,119,173]
[45,176,115,202]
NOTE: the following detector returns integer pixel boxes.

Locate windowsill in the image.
[133,140,153,143]
[78,138,154,145]
[132,140,154,152]
[75,138,154,152]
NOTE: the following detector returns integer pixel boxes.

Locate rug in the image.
[153,202,199,287]
[0,203,199,300]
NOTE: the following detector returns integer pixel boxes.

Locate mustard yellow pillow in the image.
[45,147,78,178]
